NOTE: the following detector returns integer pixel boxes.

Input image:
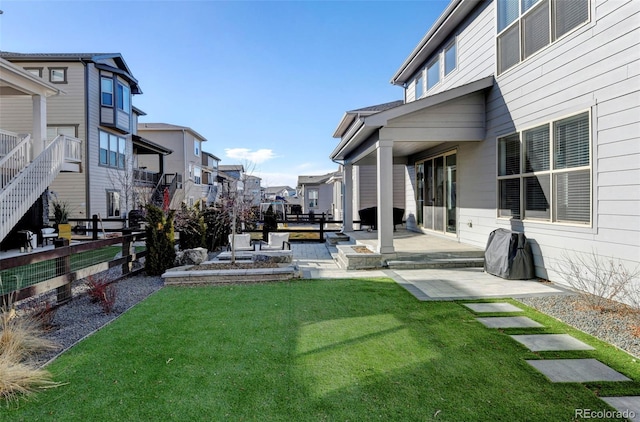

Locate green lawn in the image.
[4,278,640,421]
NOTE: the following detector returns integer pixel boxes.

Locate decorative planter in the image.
[57,223,72,241]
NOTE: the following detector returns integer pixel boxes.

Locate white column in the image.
[376,140,394,254]
[32,95,47,157]
[342,163,353,232]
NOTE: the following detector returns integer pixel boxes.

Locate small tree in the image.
[145,204,176,276]
[202,205,231,251]
[174,202,206,250]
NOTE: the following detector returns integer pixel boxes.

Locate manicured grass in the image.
[4,279,640,420]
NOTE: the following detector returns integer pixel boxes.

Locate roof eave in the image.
[390,0,477,86]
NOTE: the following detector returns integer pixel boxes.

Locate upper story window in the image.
[497,111,591,224]
[497,0,589,74]
[444,41,457,76]
[193,166,202,185]
[49,67,67,84]
[101,77,114,106]
[427,58,440,90]
[99,129,126,169]
[24,67,43,78]
[116,82,130,113]
[194,140,201,157]
[415,73,424,99]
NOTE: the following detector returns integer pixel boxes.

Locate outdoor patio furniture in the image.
[227,233,254,251]
[358,207,405,231]
[41,227,58,245]
[259,232,291,250]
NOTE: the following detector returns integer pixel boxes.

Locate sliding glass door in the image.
[416,150,457,235]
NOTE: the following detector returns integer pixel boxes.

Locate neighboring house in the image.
[218,164,245,200]
[297,171,341,217]
[0,52,146,241]
[264,186,297,201]
[244,174,263,206]
[137,123,211,209]
[202,151,221,205]
[331,0,639,285]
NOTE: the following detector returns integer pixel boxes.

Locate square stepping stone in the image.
[464,303,523,313]
[510,334,595,351]
[476,316,543,328]
[526,359,631,382]
[600,396,640,420]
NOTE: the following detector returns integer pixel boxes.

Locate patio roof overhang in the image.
[0,58,63,97]
[330,76,494,165]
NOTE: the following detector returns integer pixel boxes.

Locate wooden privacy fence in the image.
[0,231,146,307]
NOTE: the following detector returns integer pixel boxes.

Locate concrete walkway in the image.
[293,243,638,420]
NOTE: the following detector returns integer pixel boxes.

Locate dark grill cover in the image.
[484,228,535,280]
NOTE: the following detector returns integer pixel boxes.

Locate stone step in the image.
[386,257,484,269]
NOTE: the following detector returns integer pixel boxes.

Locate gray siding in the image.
[474,0,640,281]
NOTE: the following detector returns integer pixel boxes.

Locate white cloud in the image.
[224,148,276,164]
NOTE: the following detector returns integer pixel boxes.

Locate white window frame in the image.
[308,189,319,208]
[496,110,592,226]
[444,39,457,76]
[496,0,590,75]
[107,190,121,217]
[426,57,441,91]
[194,166,202,185]
[415,71,424,99]
[194,140,201,157]
[99,129,126,169]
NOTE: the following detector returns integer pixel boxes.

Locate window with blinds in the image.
[497,0,589,74]
[497,111,591,224]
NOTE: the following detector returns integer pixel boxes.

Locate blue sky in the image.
[0,0,449,188]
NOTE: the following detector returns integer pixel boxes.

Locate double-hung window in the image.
[497,0,589,74]
[99,130,126,169]
[194,140,201,157]
[101,77,114,106]
[497,111,591,224]
[308,189,318,208]
[193,166,202,185]
[107,190,121,217]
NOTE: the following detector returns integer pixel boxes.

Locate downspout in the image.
[81,58,90,220]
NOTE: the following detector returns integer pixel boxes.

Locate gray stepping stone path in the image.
[476,316,543,328]
[510,334,595,351]
[601,397,640,421]
[526,359,631,383]
[464,303,523,313]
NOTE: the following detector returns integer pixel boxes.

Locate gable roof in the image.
[138,122,208,142]
[297,171,341,186]
[333,100,404,138]
[0,51,142,94]
[218,164,244,172]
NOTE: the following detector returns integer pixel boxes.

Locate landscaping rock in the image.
[174,247,208,266]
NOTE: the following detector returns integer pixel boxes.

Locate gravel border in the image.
[518,294,640,358]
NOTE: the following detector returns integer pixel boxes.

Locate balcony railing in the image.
[133,168,161,186]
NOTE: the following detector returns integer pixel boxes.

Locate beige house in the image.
[137,123,215,209]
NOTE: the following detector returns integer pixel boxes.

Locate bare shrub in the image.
[85,274,117,314]
[556,250,638,312]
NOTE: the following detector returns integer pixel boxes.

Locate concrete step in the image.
[386,257,484,269]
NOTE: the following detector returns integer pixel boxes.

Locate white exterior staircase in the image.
[0,131,81,242]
